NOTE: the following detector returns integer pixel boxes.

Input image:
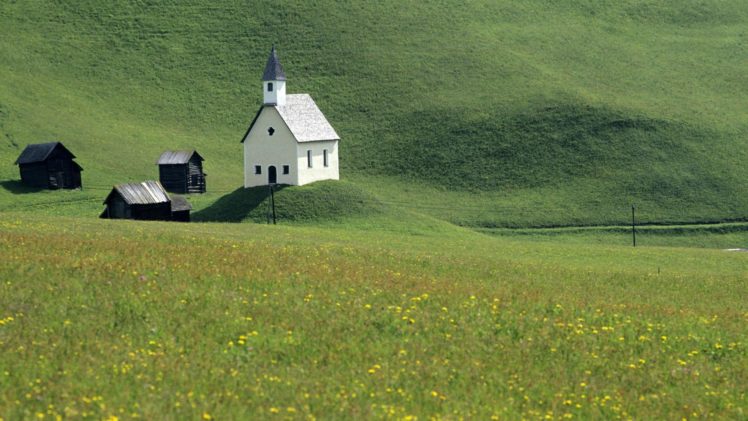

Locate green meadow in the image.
[0,215,746,419]
[1,1,748,419]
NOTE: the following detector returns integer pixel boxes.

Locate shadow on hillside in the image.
[0,180,44,194]
[193,185,286,223]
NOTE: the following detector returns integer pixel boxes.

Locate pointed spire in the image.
[262,45,286,81]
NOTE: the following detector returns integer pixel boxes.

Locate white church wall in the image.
[296,140,339,186]
[243,108,298,187]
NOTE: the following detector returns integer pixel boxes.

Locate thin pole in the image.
[632,205,636,247]
[270,184,277,225]
[267,184,272,224]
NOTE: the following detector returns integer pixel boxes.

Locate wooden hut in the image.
[156,150,206,194]
[102,180,172,221]
[101,180,192,221]
[170,195,192,222]
[14,142,82,189]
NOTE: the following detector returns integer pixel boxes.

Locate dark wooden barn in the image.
[101,180,191,222]
[170,195,192,222]
[156,150,206,194]
[14,142,82,189]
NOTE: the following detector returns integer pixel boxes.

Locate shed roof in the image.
[262,46,286,81]
[15,142,76,165]
[156,150,203,165]
[170,195,192,212]
[104,180,170,205]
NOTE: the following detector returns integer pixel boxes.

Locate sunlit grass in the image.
[0,215,745,418]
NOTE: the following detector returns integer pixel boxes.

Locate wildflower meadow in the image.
[0,215,745,419]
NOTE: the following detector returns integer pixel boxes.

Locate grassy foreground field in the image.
[0,214,746,419]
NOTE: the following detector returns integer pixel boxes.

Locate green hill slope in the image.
[1,1,747,227]
[192,181,385,224]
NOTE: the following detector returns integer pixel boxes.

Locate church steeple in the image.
[262,46,286,106]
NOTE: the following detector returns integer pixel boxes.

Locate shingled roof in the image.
[104,180,170,205]
[262,46,286,81]
[14,142,75,165]
[277,94,340,142]
[156,150,203,165]
[241,94,339,144]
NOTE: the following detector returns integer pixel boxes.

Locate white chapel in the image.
[241,46,340,187]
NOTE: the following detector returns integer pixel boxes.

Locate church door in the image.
[268,166,277,184]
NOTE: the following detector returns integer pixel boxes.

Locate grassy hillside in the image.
[1,0,748,227]
[1,214,746,419]
[192,180,385,224]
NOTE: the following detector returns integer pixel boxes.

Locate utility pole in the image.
[267,184,272,224]
[631,204,636,247]
[270,184,277,225]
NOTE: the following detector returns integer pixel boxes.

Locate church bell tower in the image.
[262,46,286,106]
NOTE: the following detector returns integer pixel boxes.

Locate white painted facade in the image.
[242,108,339,187]
[263,80,286,106]
[242,47,339,188]
[243,108,297,187]
[296,139,339,186]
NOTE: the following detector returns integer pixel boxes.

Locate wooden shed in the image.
[156,150,206,194]
[14,142,82,189]
[101,180,189,221]
[170,195,192,222]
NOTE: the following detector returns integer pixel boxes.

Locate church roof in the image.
[262,46,286,81]
[241,94,340,143]
[276,94,339,142]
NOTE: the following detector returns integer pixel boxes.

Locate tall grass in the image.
[0,215,746,418]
